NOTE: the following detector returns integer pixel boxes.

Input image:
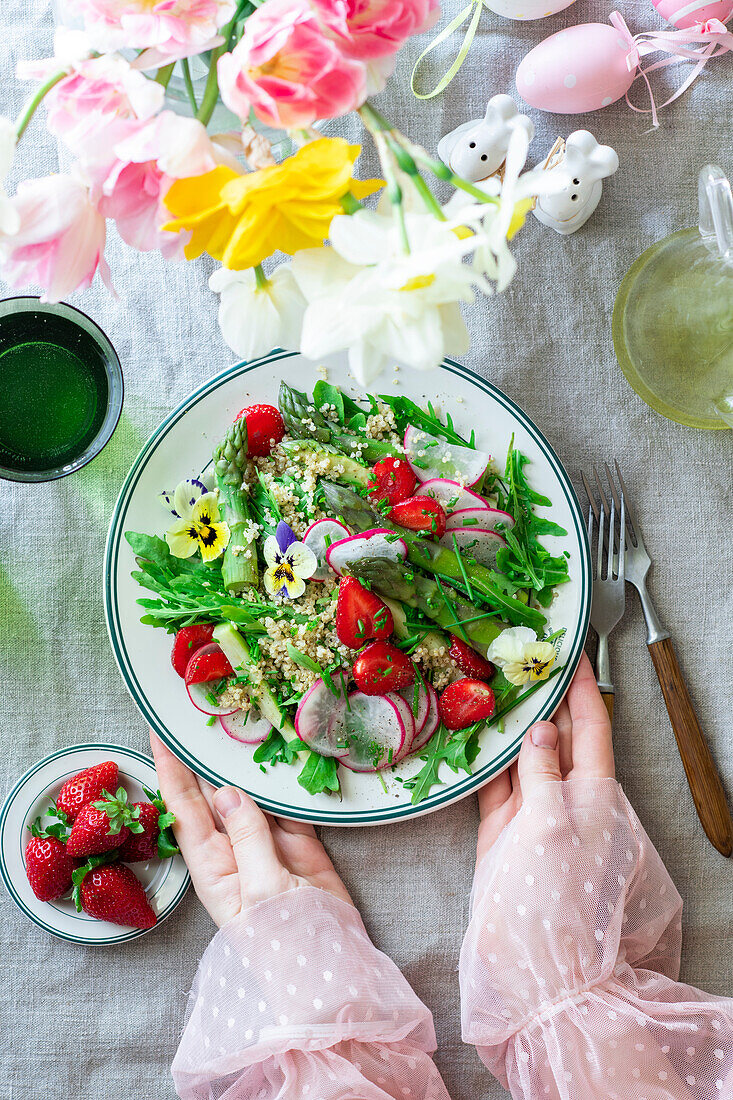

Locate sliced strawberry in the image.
[336,576,393,649]
[439,678,496,730]
[76,862,157,929]
[234,403,285,457]
[56,760,119,822]
[185,645,233,685]
[66,787,144,858]
[25,836,78,902]
[352,640,415,696]
[389,496,447,539]
[449,638,495,682]
[171,623,215,678]
[367,456,417,507]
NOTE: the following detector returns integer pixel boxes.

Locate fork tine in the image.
[581,470,600,522]
[597,494,605,579]
[618,491,626,581]
[606,492,615,581]
[593,465,611,514]
[613,461,642,547]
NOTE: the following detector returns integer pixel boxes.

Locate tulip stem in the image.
[196,46,225,126]
[360,109,410,251]
[14,70,67,141]
[254,264,269,290]
[401,138,500,208]
[181,58,198,113]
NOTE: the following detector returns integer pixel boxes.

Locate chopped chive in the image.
[452,533,475,602]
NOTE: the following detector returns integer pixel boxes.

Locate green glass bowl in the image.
[612,229,733,431]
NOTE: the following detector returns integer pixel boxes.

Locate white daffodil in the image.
[0,118,20,237]
[487,626,556,686]
[209,264,306,360]
[165,490,230,563]
[263,521,317,600]
[293,208,480,385]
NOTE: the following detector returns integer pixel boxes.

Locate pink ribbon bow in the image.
[610,9,733,128]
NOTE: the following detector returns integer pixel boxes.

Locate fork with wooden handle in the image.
[591,462,733,858]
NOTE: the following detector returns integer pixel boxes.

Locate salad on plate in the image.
[125,380,571,805]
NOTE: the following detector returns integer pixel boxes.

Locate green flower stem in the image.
[404,139,500,207]
[155,62,176,89]
[254,263,269,289]
[359,101,444,223]
[14,70,67,141]
[181,58,198,112]
[196,45,225,126]
[359,108,410,250]
[340,192,363,214]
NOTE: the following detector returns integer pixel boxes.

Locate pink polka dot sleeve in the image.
[172,886,452,1100]
[460,777,733,1098]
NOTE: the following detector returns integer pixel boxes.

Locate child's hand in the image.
[476,652,614,862]
[150,733,352,928]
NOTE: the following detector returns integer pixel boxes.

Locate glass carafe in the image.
[613,165,733,430]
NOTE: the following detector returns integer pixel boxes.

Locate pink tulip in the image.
[0,174,110,303]
[218,0,367,129]
[65,0,235,62]
[311,0,440,59]
[100,111,218,256]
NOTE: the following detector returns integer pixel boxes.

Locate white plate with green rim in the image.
[104,351,590,826]
[0,744,190,943]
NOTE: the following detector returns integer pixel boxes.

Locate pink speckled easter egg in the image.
[515,23,636,113]
[653,0,732,27]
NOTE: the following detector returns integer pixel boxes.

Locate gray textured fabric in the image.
[1,2,732,1097]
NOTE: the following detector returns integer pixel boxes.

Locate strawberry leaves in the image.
[28,803,71,843]
[141,786,179,859]
[92,787,145,835]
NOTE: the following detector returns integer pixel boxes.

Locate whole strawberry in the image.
[74,860,157,929]
[56,761,119,822]
[25,835,77,902]
[66,786,144,858]
[118,788,178,863]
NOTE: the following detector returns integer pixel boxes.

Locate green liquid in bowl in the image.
[613,230,733,431]
[0,308,113,475]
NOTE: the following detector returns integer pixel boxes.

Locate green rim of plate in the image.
[0,743,190,944]
[104,352,591,824]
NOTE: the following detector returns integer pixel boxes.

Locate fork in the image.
[589,462,733,858]
[584,473,625,722]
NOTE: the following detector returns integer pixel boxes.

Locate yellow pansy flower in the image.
[165,490,230,563]
[163,138,381,270]
[487,626,557,687]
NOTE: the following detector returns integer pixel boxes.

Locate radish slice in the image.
[440,528,506,568]
[339,692,407,772]
[303,518,350,581]
[415,478,491,513]
[398,682,430,743]
[385,692,416,762]
[295,678,349,758]
[446,507,515,533]
[404,426,490,488]
[410,683,440,753]
[185,643,237,715]
[219,709,271,744]
[326,529,408,577]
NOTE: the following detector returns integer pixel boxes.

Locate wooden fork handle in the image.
[600,692,614,723]
[648,636,733,857]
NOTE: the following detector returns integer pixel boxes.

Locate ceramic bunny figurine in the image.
[532,130,619,235]
[437,95,535,183]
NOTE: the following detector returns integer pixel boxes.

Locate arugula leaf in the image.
[298,751,341,796]
[376,394,473,448]
[286,642,322,676]
[313,380,345,423]
[253,729,301,766]
[249,474,283,537]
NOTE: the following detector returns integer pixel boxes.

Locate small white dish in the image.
[0,743,190,944]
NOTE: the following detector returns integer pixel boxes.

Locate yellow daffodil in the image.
[487,626,556,687]
[162,138,381,270]
[165,489,230,563]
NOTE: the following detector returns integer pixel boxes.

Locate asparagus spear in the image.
[279,381,401,464]
[213,419,259,595]
[352,558,507,656]
[381,595,451,658]
[320,480,546,631]
[214,623,297,739]
[279,438,372,491]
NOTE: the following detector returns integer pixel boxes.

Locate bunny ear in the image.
[485,93,519,122]
[565,130,619,183]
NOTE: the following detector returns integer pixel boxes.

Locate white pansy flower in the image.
[210,264,306,360]
[0,119,20,237]
[293,208,481,385]
[487,626,556,686]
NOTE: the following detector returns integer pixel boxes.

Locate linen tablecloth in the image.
[1,3,731,1096]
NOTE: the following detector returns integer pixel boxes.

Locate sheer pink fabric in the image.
[460,777,733,1099]
[172,886,451,1100]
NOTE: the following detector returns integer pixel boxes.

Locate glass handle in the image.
[698,164,733,265]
